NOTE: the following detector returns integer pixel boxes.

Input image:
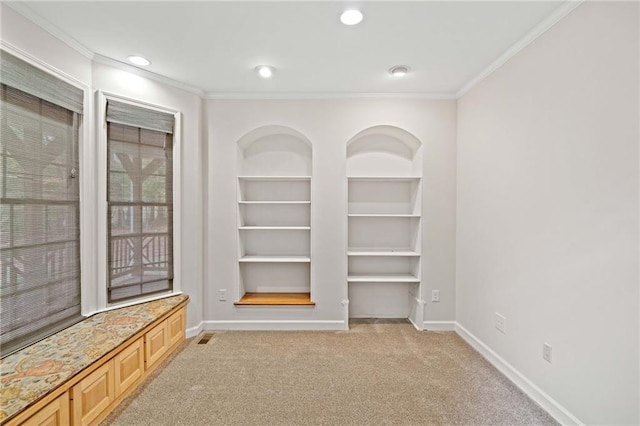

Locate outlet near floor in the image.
[219,289,227,301]
[431,290,440,302]
[495,313,506,334]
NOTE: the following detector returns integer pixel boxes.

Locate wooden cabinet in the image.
[114,338,144,397]
[71,362,115,426]
[145,320,169,371]
[19,393,69,426]
[167,309,185,347]
[6,303,187,426]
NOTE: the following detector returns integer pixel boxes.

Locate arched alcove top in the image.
[346,125,422,159]
[237,125,312,176]
[237,125,312,151]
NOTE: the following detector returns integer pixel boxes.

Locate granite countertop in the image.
[0,294,189,423]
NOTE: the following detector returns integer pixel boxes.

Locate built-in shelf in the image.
[347,274,420,283]
[347,176,421,182]
[234,292,315,306]
[348,250,420,257]
[238,176,312,181]
[238,201,311,204]
[239,256,311,263]
[239,226,310,230]
[348,214,420,218]
[237,130,313,305]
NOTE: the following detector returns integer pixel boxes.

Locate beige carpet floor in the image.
[101,320,557,426]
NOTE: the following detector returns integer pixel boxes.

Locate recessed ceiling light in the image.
[127,55,151,67]
[255,65,275,79]
[340,9,363,26]
[389,65,410,77]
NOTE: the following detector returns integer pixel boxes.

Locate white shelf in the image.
[239,226,310,230]
[348,214,420,218]
[239,256,310,263]
[347,176,421,182]
[347,274,420,283]
[238,176,311,181]
[239,201,311,204]
[348,249,420,257]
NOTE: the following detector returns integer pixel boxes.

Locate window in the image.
[0,50,84,356]
[106,100,174,303]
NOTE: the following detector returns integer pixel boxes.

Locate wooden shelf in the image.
[238,201,311,204]
[239,226,310,230]
[239,256,310,263]
[238,176,312,181]
[347,274,420,283]
[234,292,315,306]
[348,249,420,257]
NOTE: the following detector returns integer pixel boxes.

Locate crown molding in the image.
[5,1,94,60]
[456,0,584,99]
[92,54,205,97]
[204,92,457,100]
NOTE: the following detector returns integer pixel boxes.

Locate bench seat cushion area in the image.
[0,294,189,424]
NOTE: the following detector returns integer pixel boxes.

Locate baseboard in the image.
[454,322,583,426]
[423,321,456,331]
[202,320,345,331]
[185,322,203,338]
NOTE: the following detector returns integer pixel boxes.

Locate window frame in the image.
[0,43,91,345]
[96,91,182,310]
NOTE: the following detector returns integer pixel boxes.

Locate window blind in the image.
[1,78,83,356]
[0,50,83,114]
[106,103,174,303]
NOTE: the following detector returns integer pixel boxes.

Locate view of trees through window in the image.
[107,122,173,302]
[0,84,82,355]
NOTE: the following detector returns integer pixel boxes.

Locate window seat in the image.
[0,294,189,425]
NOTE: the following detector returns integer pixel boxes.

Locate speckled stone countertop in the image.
[0,294,189,423]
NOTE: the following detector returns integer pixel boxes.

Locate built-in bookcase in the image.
[346,126,423,325]
[235,127,314,306]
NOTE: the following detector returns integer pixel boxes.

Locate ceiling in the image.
[13,1,565,96]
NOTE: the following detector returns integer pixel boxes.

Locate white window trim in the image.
[0,41,95,318]
[95,90,182,312]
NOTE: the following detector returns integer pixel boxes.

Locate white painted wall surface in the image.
[456,2,639,424]
[205,99,457,327]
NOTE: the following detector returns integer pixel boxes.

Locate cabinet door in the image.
[145,320,168,370]
[167,308,185,348]
[71,362,115,426]
[20,393,69,426]
[114,338,144,397]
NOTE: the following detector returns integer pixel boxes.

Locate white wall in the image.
[456,2,639,424]
[205,99,457,328]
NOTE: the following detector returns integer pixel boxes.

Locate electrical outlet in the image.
[431,290,440,302]
[543,343,552,363]
[219,289,227,301]
[495,313,506,334]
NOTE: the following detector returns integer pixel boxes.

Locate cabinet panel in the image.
[71,362,114,426]
[145,320,168,370]
[19,393,69,426]
[167,308,185,347]
[114,338,144,397]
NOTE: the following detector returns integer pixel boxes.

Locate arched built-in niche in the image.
[237,125,312,176]
[347,125,422,177]
[235,125,314,306]
[345,125,424,328]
